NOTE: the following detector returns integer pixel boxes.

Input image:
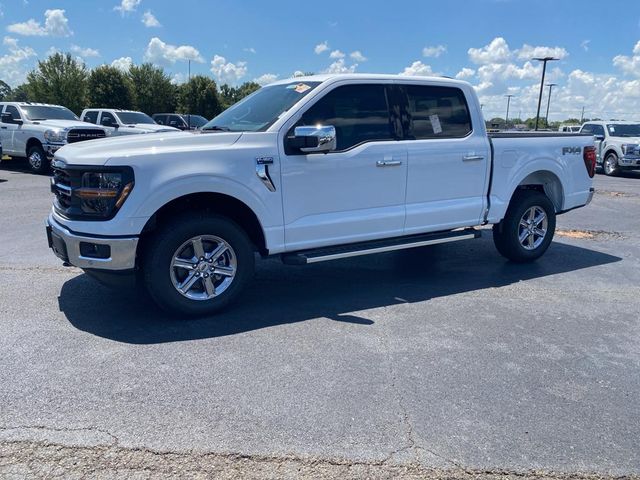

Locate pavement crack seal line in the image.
[0,439,636,479]
[555,229,626,240]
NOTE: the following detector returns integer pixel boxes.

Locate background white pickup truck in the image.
[46,74,596,316]
[80,109,179,136]
[580,121,640,176]
[0,102,106,174]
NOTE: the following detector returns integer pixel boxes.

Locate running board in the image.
[281,228,480,265]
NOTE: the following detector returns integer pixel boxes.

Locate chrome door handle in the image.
[376,160,402,167]
[463,155,484,161]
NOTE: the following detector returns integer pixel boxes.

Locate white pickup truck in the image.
[80,109,179,136]
[46,74,596,316]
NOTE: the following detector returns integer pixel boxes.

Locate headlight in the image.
[44,129,67,143]
[621,144,639,156]
[76,171,134,217]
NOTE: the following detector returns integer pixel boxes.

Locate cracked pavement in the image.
[0,164,639,478]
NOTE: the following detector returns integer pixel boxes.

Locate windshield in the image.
[21,106,78,121]
[607,124,640,137]
[182,115,208,128]
[203,81,321,132]
[116,111,155,125]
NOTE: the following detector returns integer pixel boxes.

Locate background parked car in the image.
[153,113,209,130]
[580,121,640,176]
[0,102,106,173]
[81,109,179,136]
[558,125,581,133]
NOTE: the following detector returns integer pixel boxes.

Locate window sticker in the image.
[608,126,615,133]
[287,83,311,93]
[430,114,443,134]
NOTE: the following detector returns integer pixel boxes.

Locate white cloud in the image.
[70,44,99,58]
[254,73,277,85]
[516,44,568,61]
[7,9,72,37]
[111,56,133,71]
[0,36,37,86]
[142,11,161,27]
[468,37,512,64]
[210,54,247,84]
[292,70,305,78]
[244,47,256,54]
[144,37,204,65]
[422,45,446,58]
[314,41,329,54]
[323,58,357,74]
[613,41,640,77]
[329,49,345,59]
[350,50,367,62]
[400,61,435,76]
[580,40,590,52]
[114,0,141,14]
[171,72,187,85]
[455,67,475,80]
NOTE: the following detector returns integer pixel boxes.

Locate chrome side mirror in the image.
[292,125,337,153]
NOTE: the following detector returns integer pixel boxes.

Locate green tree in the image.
[24,53,88,114]
[177,75,222,120]
[87,65,133,109]
[219,81,260,110]
[128,63,177,115]
[0,80,11,101]
[5,84,29,102]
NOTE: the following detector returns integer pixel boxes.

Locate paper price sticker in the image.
[430,114,442,134]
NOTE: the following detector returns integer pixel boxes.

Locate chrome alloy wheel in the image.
[169,235,237,300]
[29,150,43,170]
[518,206,548,250]
[604,155,616,175]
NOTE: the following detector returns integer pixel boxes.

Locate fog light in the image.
[79,242,111,259]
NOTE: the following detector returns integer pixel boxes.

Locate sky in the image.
[1,0,640,121]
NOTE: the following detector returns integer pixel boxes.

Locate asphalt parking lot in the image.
[0,161,639,479]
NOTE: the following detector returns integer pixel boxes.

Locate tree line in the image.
[0,53,262,120]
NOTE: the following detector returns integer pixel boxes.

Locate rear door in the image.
[400,84,490,233]
[1,105,25,155]
[280,83,407,251]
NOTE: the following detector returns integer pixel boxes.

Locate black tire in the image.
[493,190,556,263]
[27,145,49,174]
[142,214,255,316]
[603,152,619,176]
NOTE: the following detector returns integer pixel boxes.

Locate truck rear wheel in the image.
[142,214,255,316]
[492,190,556,263]
[27,145,49,174]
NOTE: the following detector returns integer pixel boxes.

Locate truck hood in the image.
[54,130,243,166]
[118,123,179,133]
[30,119,104,130]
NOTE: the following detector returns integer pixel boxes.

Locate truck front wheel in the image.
[27,145,49,174]
[603,153,619,176]
[142,214,255,316]
[492,190,556,263]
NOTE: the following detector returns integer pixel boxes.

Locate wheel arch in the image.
[26,137,43,153]
[138,192,268,258]
[513,169,564,213]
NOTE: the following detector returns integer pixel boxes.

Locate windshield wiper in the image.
[202,125,230,132]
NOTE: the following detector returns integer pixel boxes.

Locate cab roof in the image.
[269,73,466,88]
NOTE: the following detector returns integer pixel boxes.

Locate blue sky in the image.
[1,0,640,120]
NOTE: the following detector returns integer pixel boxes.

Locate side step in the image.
[281,228,481,265]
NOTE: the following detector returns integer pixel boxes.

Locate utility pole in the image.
[504,94,514,130]
[580,106,585,123]
[533,57,559,131]
[544,83,557,129]
[187,59,191,130]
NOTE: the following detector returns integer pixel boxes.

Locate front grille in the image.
[51,165,81,214]
[66,129,106,144]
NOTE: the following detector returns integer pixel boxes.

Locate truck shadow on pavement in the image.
[58,236,621,344]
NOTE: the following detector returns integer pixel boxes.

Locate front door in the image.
[280,83,407,251]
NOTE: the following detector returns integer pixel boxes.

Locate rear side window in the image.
[298,84,393,151]
[402,85,472,139]
[83,110,98,124]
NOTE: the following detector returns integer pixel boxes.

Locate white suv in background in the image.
[80,109,179,136]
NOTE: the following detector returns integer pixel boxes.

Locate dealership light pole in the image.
[504,94,514,129]
[544,83,557,129]
[533,57,558,130]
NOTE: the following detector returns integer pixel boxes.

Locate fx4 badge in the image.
[255,156,276,192]
[562,147,581,155]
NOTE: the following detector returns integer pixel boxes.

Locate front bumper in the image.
[45,214,138,271]
[619,155,640,168]
[44,142,65,159]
